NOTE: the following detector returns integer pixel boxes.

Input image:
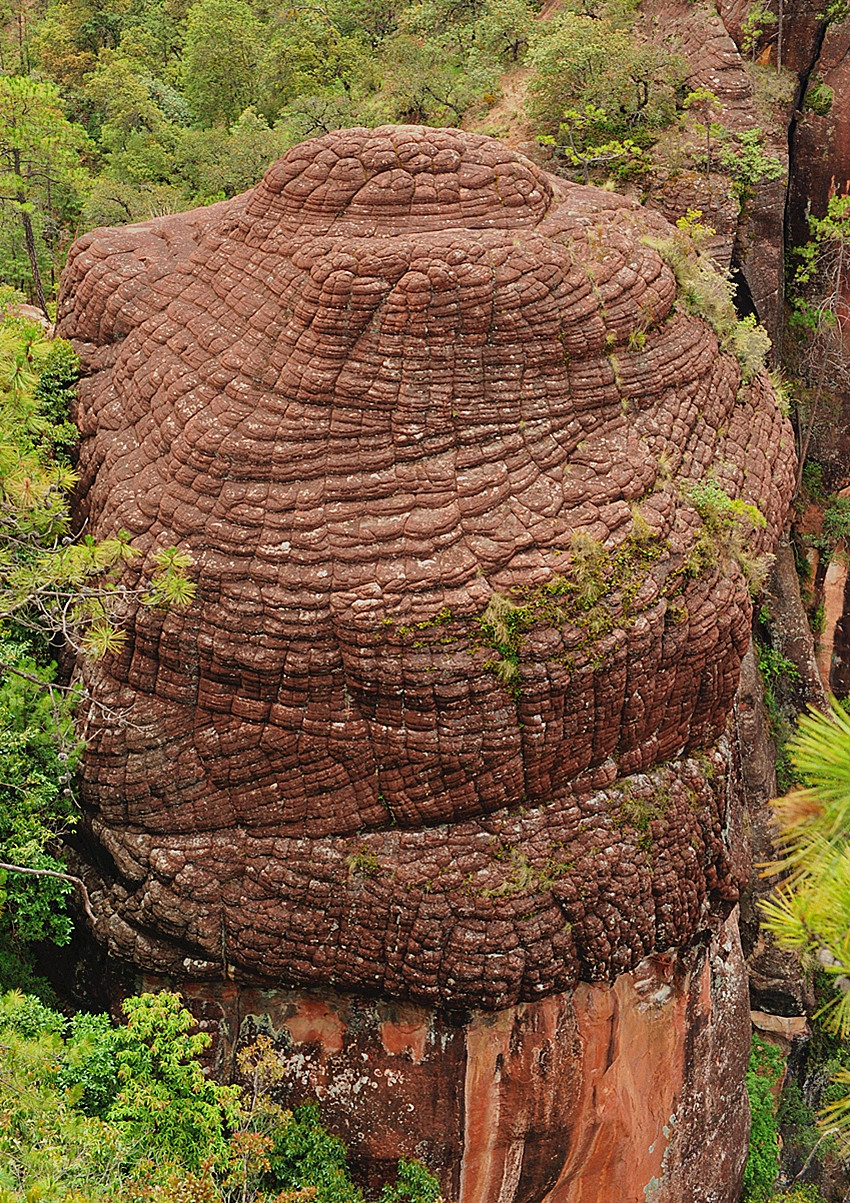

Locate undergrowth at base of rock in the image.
[743,1034,786,1203]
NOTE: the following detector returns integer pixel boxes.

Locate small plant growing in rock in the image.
[645,221,771,380]
[741,0,777,60]
[803,75,834,115]
[567,531,609,608]
[732,314,773,382]
[719,128,784,200]
[345,848,380,879]
[685,479,770,593]
[682,87,720,176]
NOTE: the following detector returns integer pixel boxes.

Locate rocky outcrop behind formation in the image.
[59,126,793,1020]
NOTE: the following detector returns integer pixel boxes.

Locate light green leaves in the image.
[763,702,850,1143]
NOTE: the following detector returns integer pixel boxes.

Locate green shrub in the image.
[0,988,445,1202]
[265,1102,365,1202]
[685,479,770,593]
[742,1035,785,1202]
[801,460,827,504]
[822,496,850,546]
[645,229,772,379]
[380,1160,443,1202]
[527,4,686,170]
[108,991,241,1173]
[803,76,834,116]
[718,128,784,198]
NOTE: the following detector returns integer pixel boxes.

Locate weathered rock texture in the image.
[59,126,794,1014]
[58,126,797,1201]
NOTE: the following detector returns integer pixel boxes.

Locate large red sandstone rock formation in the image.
[59,126,794,1200]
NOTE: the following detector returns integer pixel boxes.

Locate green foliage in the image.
[685,479,771,593]
[801,461,827,505]
[718,128,784,199]
[109,991,241,1172]
[0,75,92,306]
[473,515,665,688]
[742,1035,785,1203]
[0,316,197,979]
[0,988,445,1202]
[0,1002,134,1202]
[380,1160,443,1203]
[264,1099,442,1202]
[741,0,777,60]
[59,1010,123,1118]
[822,496,850,547]
[528,3,686,173]
[763,702,850,1093]
[758,646,802,692]
[769,1185,829,1202]
[181,0,263,126]
[791,195,850,329]
[803,76,834,117]
[769,368,793,418]
[819,0,850,25]
[538,103,649,181]
[0,648,80,948]
[265,1103,365,1202]
[32,340,81,461]
[646,226,772,382]
[755,619,803,792]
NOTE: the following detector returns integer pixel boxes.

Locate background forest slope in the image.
[0,0,738,310]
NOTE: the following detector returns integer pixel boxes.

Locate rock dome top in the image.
[250,125,554,231]
[59,126,794,1007]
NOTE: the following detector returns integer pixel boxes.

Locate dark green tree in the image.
[181,0,263,126]
[0,76,91,313]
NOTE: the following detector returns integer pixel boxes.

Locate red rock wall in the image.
[162,910,749,1203]
[58,126,794,1010]
[57,126,796,1200]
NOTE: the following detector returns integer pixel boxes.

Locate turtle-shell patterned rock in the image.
[59,125,794,1008]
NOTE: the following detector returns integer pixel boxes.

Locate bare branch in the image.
[0,860,95,923]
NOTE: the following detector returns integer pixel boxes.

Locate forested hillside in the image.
[0,0,762,312]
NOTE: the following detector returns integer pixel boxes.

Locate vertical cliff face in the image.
[163,910,750,1203]
[58,126,794,1199]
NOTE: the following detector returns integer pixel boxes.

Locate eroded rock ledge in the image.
[59,126,794,1010]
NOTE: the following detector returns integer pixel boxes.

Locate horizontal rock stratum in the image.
[59,126,793,1015]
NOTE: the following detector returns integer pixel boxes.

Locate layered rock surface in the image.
[59,126,795,1199]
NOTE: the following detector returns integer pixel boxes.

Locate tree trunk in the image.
[12,146,48,319]
[21,206,48,319]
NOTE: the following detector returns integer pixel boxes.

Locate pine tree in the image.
[763,700,850,1151]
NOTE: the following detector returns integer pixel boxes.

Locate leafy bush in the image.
[644,226,772,380]
[527,3,687,170]
[685,479,771,593]
[822,496,850,547]
[0,989,445,1203]
[742,1035,785,1203]
[108,991,241,1172]
[801,460,827,505]
[803,76,834,116]
[719,128,784,198]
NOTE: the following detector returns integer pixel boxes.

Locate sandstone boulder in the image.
[59,125,794,1014]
